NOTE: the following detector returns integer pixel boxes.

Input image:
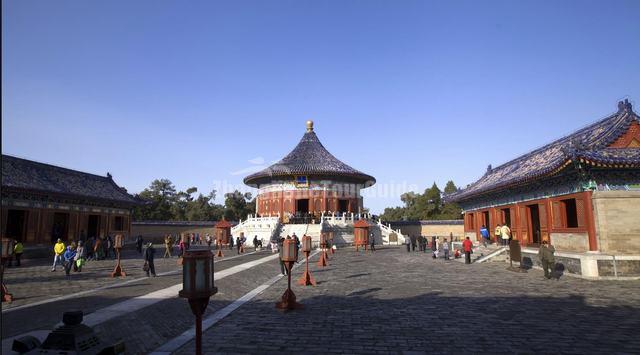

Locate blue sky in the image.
[3,0,639,213]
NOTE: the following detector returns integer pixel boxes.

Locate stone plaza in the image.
[2,245,639,354]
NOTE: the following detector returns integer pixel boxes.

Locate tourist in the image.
[136,235,144,254]
[206,234,213,248]
[480,225,490,247]
[370,232,376,251]
[95,237,105,260]
[229,235,234,250]
[143,242,157,277]
[63,245,76,279]
[432,236,439,259]
[405,235,411,252]
[463,237,473,264]
[410,235,417,252]
[74,241,86,272]
[164,235,173,258]
[51,238,66,272]
[13,240,24,267]
[105,235,113,259]
[495,223,502,245]
[253,235,259,250]
[179,238,186,257]
[454,249,461,259]
[500,224,511,247]
[442,238,450,260]
[538,240,556,279]
[86,236,95,261]
[236,236,241,254]
[293,233,300,260]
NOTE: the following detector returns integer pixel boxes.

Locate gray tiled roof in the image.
[244,129,376,186]
[448,100,640,202]
[2,155,140,205]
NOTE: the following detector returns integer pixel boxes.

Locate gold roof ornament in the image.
[306,120,314,132]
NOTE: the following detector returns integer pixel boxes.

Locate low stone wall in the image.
[514,247,640,279]
[131,221,221,243]
[389,220,464,241]
[592,190,640,254]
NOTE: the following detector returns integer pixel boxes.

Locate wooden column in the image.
[583,190,598,251]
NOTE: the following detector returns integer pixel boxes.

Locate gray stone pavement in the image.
[1,248,272,340]
[176,247,640,354]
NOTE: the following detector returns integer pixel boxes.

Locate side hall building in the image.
[1,155,141,246]
[448,100,640,255]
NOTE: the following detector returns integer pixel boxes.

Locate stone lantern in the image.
[276,239,302,310]
[179,247,217,355]
[353,219,370,252]
[297,235,316,286]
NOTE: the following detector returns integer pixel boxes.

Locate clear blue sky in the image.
[3,0,639,214]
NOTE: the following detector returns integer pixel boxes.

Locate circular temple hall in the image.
[244,121,375,222]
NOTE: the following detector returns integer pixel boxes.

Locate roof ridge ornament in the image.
[617,99,633,113]
[306,120,314,132]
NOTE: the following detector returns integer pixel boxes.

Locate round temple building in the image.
[244,121,375,222]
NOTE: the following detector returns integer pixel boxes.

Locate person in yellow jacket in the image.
[52,238,65,271]
[494,224,502,245]
[13,240,24,267]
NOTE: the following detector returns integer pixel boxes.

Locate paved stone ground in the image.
[1,247,272,340]
[177,247,640,354]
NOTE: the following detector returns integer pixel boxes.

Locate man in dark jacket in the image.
[143,242,156,277]
[538,240,556,279]
[136,235,144,254]
[369,233,376,251]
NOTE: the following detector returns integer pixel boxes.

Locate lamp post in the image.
[1,238,15,302]
[179,247,217,355]
[317,233,329,267]
[276,238,302,310]
[110,234,126,278]
[297,235,316,286]
[353,220,370,253]
[214,220,231,258]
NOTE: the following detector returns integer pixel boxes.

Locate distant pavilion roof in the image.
[448,99,640,203]
[2,154,141,206]
[244,121,376,186]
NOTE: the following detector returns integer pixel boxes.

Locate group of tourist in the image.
[51,238,87,278]
[405,234,459,260]
[3,238,24,267]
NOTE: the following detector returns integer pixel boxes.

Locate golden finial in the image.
[306,120,314,132]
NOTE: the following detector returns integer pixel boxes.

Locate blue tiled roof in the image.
[448,100,640,202]
[2,155,140,205]
[244,124,376,186]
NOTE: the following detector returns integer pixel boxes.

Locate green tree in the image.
[223,190,254,221]
[444,180,458,194]
[132,179,177,221]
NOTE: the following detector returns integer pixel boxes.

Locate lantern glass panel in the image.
[302,236,312,252]
[195,259,206,293]
[183,260,192,294]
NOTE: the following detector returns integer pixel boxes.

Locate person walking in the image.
[63,245,76,279]
[135,235,144,254]
[369,232,376,252]
[143,242,157,277]
[442,238,450,260]
[163,235,172,258]
[463,237,473,264]
[480,225,490,247]
[500,224,511,247]
[51,238,65,272]
[253,235,259,251]
[206,234,213,248]
[13,240,24,267]
[495,224,502,245]
[410,235,417,252]
[538,240,556,279]
[229,235,234,250]
[105,235,113,259]
[432,237,439,259]
[86,237,95,261]
[236,236,241,255]
[74,241,86,272]
[405,236,411,252]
